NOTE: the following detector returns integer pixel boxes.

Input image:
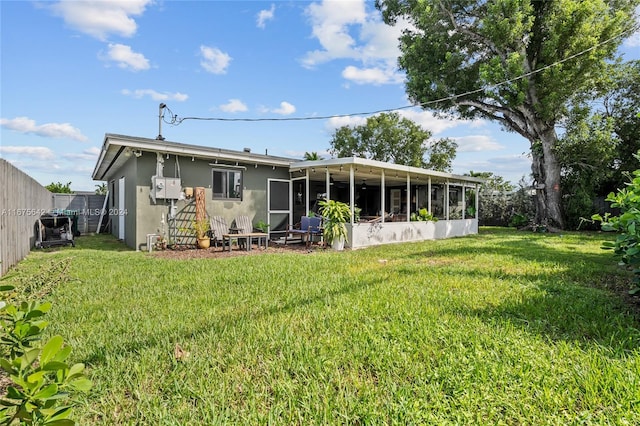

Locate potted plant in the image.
[319,199,351,250]
[192,218,211,249]
[254,220,270,233]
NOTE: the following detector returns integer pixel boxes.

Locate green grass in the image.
[3,228,640,425]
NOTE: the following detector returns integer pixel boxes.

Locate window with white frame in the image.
[212,168,243,200]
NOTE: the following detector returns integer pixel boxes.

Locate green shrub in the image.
[0,262,91,425]
[592,162,640,295]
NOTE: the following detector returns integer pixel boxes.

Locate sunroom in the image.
[286,157,484,249]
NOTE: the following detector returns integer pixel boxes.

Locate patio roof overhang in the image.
[288,157,485,186]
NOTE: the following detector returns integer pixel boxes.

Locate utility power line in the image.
[162,25,637,126]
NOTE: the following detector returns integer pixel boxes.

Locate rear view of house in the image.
[92,133,483,250]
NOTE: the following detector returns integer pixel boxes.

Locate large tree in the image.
[378,0,639,229]
[329,112,458,171]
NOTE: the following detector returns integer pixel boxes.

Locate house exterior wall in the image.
[349,219,478,249]
[105,155,137,248]
[127,153,289,250]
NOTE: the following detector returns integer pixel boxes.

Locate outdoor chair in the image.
[233,215,254,249]
[209,216,230,249]
[285,216,323,248]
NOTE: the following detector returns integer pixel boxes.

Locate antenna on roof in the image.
[156,103,166,140]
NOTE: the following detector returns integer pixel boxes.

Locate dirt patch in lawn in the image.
[149,242,327,260]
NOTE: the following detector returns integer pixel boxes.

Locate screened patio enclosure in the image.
[288,157,484,249]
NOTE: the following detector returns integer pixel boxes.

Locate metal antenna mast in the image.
[156,103,166,140]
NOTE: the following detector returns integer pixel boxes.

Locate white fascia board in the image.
[291,156,485,184]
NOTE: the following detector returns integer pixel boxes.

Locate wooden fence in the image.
[0,160,52,277]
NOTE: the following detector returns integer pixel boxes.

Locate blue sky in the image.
[1,1,639,192]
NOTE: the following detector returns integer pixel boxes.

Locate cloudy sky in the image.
[1,1,638,191]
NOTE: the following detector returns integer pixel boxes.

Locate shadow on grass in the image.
[71,234,132,252]
[394,231,640,356]
[81,273,384,367]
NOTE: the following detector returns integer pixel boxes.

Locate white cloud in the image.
[325,115,368,132]
[342,65,403,85]
[452,135,504,152]
[50,0,152,41]
[302,0,366,67]
[626,6,640,46]
[200,45,232,74]
[121,89,188,102]
[268,101,296,115]
[219,99,248,113]
[1,117,88,142]
[62,147,101,161]
[454,154,532,184]
[0,146,56,161]
[302,0,411,85]
[101,43,150,71]
[396,110,464,135]
[625,31,640,47]
[257,4,275,29]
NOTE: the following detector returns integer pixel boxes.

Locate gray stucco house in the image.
[92,133,483,250]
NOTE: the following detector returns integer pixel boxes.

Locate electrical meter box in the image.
[151,176,182,201]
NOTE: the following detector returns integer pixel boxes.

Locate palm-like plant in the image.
[303,152,324,161]
[318,200,350,246]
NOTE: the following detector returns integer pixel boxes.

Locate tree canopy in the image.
[303,152,324,161]
[45,181,72,193]
[378,0,639,228]
[329,112,457,172]
[557,60,640,228]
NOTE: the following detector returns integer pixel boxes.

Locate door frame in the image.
[118,176,125,240]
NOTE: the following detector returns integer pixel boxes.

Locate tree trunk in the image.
[530,128,564,229]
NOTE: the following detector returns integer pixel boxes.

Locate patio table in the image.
[222,232,268,252]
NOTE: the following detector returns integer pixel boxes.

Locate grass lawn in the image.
[3,227,640,424]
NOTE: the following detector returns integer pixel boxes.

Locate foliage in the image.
[0,266,91,425]
[557,61,640,228]
[191,219,210,239]
[592,160,640,295]
[302,152,323,161]
[94,183,107,196]
[318,200,351,245]
[0,335,92,425]
[0,297,52,359]
[469,173,535,227]
[377,0,639,228]
[329,112,457,171]
[45,182,72,194]
[254,220,270,233]
[410,208,438,222]
[509,213,529,228]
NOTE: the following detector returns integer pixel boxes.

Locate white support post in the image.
[428,177,432,214]
[349,165,355,224]
[325,168,331,202]
[475,183,479,219]
[445,181,450,221]
[462,184,466,219]
[406,173,411,222]
[381,170,386,223]
[305,170,310,216]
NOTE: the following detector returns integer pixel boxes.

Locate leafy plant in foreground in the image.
[592,160,640,295]
[0,335,91,425]
[0,269,91,424]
